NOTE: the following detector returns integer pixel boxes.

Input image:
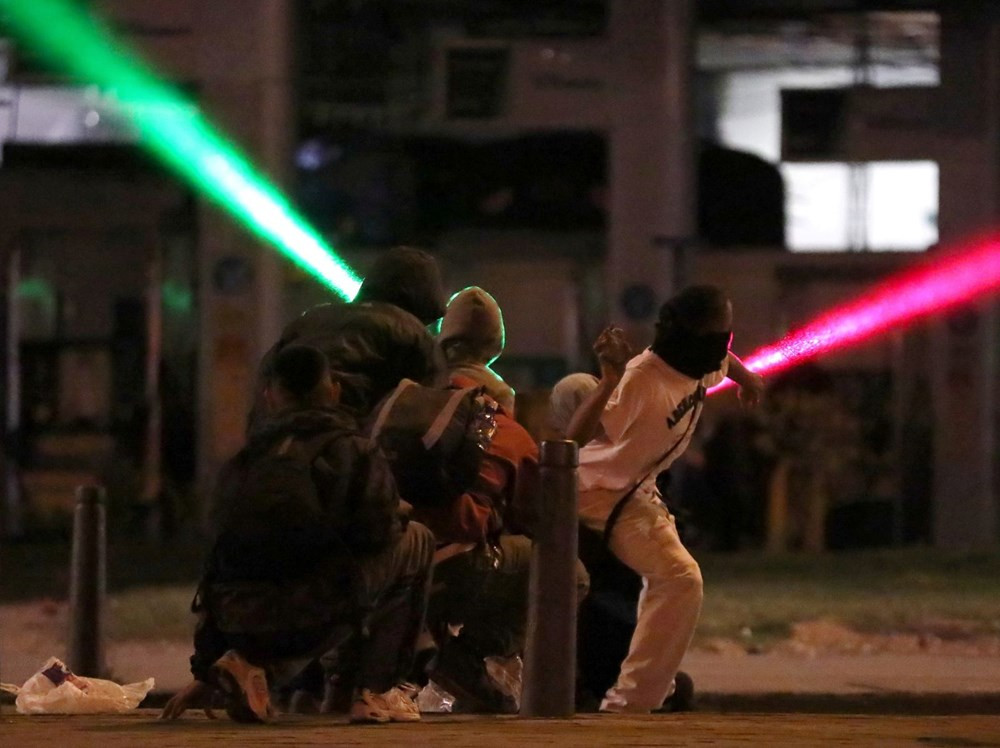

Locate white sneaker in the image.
[211,650,275,723]
[350,689,391,723]
[349,686,421,723]
[382,685,421,722]
[599,691,648,714]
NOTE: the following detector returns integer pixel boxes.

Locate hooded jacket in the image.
[438,286,515,412]
[255,247,447,422]
[420,288,537,543]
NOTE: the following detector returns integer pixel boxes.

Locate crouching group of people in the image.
[161,246,764,725]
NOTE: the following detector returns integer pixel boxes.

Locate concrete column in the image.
[607,0,695,345]
[68,485,107,678]
[194,0,295,494]
[256,0,295,351]
[139,233,163,536]
[930,6,999,549]
[521,440,579,718]
[3,246,23,537]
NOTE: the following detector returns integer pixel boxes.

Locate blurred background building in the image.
[0,0,995,552]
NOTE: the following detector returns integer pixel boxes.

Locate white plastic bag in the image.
[2,657,154,715]
[416,680,455,713]
[484,654,522,712]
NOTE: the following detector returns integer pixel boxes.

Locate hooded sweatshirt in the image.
[438,286,515,413]
[414,287,536,544]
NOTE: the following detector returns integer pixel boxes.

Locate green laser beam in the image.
[1,0,361,300]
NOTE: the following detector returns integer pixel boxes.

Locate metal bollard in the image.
[521,439,579,718]
[69,485,107,677]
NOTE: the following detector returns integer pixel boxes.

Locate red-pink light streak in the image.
[713,235,1000,392]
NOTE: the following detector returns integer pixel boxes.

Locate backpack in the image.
[209,431,350,584]
[200,430,358,634]
[365,379,497,510]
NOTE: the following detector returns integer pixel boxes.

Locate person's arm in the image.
[428,458,505,544]
[162,610,225,719]
[564,374,617,447]
[343,437,403,553]
[160,679,217,720]
[725,352,765,408]
[565,327,633,446]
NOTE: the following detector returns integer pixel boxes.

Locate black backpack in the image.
[210,431,349,583]
[199,431,360,634]
[365,378,497,509]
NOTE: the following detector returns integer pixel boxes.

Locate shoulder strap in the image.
[268,429,348,464]
[369,378,417,440]
[422,385,480,449]
[602,396,702,545]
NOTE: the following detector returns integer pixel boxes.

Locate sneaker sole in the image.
[349,709,391,724]
[349,715,391,724]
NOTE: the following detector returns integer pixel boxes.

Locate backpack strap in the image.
[369,378,417,441]
[283,429,348,464]
[422,385,481,449]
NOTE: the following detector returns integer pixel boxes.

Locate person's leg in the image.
[577,518,642,702]
[432,535,589,657]
[426,535,530,712]
[429,535,589,712]
[352,521,435,694]
[431,535,531,657]
[601,497,703,713]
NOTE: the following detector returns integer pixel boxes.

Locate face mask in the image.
[652,328,732,379]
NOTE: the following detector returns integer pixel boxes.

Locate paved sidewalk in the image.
[5,647,999,714]
[684,650,1000,713]
[4,600,999,716]
[686,650,1000,695]
[3,710,1000,748]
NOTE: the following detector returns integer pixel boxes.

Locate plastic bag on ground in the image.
[484,654,522,712]
[5,657,154,715]
[416,680,455,713]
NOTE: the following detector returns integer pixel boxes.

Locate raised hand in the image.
[738,371,765,409]
[593,326,633,380]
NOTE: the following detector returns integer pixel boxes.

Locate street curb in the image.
[698,692,1000,715]
[132,690,1000,716]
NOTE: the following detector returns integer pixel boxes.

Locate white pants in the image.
[596,495,704,712]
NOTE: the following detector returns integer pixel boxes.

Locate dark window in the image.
[446,48,509,119]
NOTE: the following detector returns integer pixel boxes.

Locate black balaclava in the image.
[651,290,732,380]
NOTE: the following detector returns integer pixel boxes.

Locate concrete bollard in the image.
[69,485,107,678]
[521,439,579,718]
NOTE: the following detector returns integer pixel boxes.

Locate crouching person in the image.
[161,345,434,724]
[422,287,589,712]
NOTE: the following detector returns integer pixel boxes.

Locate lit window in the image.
[781,161,937,252]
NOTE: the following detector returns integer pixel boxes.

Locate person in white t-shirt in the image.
[566,285,764,713]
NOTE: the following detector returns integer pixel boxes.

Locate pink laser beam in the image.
[712,235,1000,392]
